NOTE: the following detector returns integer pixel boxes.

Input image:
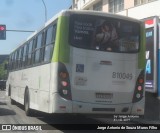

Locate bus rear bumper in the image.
[73,97,145,115]
[72,99,144,115]
[72,101,130,114]
[52,94,144,115]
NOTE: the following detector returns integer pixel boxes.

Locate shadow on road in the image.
[0,102,7,105]
[12,101,104,124]
[11,102,108,132]
[144,92,160,121]
[0,108,16,116]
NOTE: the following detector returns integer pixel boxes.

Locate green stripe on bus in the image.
[138,25,146,69]
[52,16,70,63]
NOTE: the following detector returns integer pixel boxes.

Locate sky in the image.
[0,0,72,54]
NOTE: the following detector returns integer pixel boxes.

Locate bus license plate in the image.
[96,93,113,99]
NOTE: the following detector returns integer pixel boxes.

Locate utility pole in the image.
[42,0,47,22]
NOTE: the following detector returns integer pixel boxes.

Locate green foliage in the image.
[0,60,8,80]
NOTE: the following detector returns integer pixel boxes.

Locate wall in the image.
[117,0,160,19]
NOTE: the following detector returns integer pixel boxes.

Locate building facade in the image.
[72,0,159,19]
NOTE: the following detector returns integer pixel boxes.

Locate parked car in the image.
[0,80,6,90]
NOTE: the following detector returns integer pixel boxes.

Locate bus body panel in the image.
[70,47,138,104]
[131,97,145,115]
[52,93,73,113]
[7,64,52,113]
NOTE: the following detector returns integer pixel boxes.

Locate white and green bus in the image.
[6,10,145,116]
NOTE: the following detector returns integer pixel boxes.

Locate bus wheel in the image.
[24,89,32,116]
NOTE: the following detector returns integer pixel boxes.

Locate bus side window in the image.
[53,25,56,42]
[40,31,45,63]
[34,34,43,64]
[16,49,18,69]
[20,46,24,68]
[28,40,34,66]
[22,44,27,67]
[11,53,15,70]
[13,51,16,69]
[25,43,29,67]
[18,48,22,68]
[31,38,36,65]
[44,24,56,62]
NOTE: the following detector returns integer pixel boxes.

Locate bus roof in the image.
[62,10,142,23]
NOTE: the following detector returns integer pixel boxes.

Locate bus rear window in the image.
[69,14,140,53]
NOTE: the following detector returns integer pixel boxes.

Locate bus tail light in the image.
[61,81,68,87]
[60,72,67,79]
[138,78,144,84]
[137,108,142,112]
[138,86,142,91]
[132,70,145,103]
[58,63,72,100]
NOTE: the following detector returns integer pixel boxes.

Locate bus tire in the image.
[24,88,32,116]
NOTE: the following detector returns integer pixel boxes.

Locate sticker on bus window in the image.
[76,64,84,73]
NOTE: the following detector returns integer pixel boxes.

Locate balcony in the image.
[73,0,101,10]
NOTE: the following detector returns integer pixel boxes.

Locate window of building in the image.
[93,1,102,11]
[134,0,157,6]
[109,0,124,13]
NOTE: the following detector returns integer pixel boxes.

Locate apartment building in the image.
[72,0,159,19]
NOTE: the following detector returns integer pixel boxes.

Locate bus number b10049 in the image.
[112,72,133,80]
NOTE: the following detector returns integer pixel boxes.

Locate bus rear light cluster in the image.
[132,70,145,103]
[58,63,72,100]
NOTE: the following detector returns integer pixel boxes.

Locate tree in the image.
[0,60,8,80]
